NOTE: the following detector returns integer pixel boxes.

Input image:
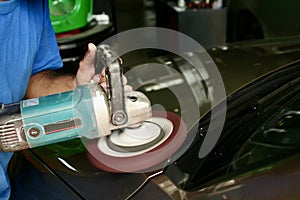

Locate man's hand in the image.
[77,43,133,92]
[76,43,99,86]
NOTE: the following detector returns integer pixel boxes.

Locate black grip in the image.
[94,44,119,74]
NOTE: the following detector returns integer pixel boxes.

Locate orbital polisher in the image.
[0,45,152,152]
[0,45,187,172]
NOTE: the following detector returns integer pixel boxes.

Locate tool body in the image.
[0,45,151,152]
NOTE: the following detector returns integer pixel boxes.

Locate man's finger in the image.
[81,43,97,68]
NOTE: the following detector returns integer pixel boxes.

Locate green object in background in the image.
[49,0,94,33]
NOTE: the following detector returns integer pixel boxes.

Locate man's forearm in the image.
[25,70,76,99]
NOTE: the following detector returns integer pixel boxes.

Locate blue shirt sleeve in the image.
[0,0,63,104]
[32,0,63,75]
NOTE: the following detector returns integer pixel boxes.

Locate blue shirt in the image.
[0,0,62,199]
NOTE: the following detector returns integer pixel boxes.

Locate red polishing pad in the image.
[86,111,187,173]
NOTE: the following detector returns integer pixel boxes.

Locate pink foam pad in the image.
[86,111,187,173]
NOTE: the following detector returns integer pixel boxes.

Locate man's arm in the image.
[25,43,99,99]
[24,70,76,98]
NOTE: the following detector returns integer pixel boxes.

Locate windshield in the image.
[231,94,300,172]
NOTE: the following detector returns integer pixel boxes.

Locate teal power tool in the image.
[0,45,152,152]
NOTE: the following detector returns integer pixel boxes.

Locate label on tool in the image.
[23,98,39,107]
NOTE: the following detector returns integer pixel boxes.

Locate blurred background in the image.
[49,0,300,72]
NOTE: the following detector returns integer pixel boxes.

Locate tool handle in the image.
[95,44,128,126]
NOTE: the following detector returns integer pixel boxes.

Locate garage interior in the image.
[3,1,300,199]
